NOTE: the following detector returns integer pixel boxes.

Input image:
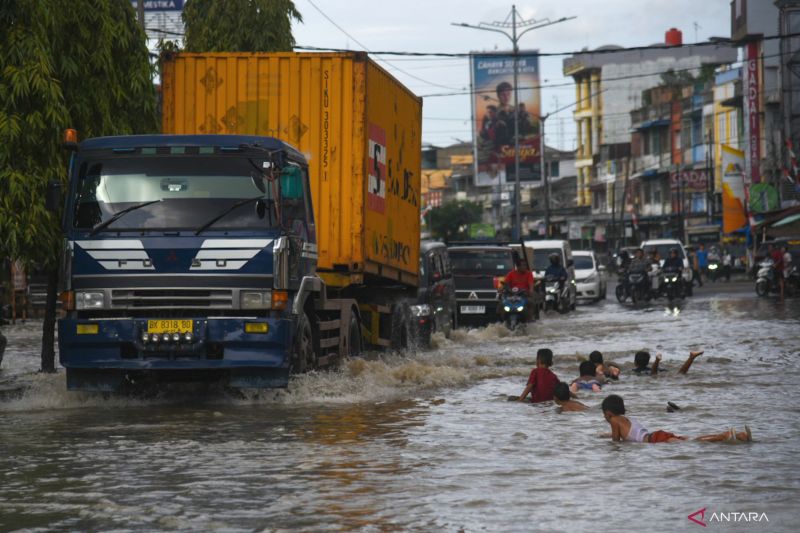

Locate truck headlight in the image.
[75,291,105,310]
[240,291,271,309]
[516,306,524,312]
[584,274,597,283]
[410,304,431,317]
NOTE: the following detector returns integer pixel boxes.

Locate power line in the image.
[295,29,800,58]
[303,0,460,91]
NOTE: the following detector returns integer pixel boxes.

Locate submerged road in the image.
[1,280,798,531]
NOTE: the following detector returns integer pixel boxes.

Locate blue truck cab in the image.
[56,134,338,391]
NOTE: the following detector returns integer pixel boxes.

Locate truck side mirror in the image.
[567,259,574,268]
[45,180,62,212]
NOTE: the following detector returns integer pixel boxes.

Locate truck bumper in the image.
[58,317,293,390]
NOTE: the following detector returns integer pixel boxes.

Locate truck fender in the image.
[291,276,327,316]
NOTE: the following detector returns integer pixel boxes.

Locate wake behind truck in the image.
[52,52,422,391]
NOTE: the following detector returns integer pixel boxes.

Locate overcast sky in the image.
[291,0,733,150]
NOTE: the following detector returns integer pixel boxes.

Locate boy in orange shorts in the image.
[601,394,751,443]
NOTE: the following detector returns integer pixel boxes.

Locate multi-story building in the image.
[563,29,737,245]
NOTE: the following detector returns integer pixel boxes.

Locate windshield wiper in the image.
[88,199,161,236]
[194,196,265,235]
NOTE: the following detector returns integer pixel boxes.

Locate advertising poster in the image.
[721,145,747,233]
[471,52,541,187]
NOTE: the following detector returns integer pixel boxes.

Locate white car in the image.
[573,250,607,302]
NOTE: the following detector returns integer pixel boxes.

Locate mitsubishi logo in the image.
[468,291,478,300]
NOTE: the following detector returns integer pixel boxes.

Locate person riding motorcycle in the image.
[662,247,683,273]
[629,248,652,274]
[501,257,536,321]
[545,253,568,288]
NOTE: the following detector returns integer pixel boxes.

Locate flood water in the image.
[1,283,799,532]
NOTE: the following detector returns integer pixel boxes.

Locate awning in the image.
[636,119,670,130]
[772,212,800,228]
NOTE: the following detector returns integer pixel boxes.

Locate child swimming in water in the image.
[569,361,602,393]
[518,348,560,403]
[554,382,588,412]
[632,350,703,375]
[590,350,620,381]
[601,394,751,443]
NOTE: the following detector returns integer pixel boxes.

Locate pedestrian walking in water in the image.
[697,244,709,285]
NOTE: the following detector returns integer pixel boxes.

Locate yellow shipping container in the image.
[161,52,422,287]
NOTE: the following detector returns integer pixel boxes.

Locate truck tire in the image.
[346,312,362,357]
[390,304,410,351]
[290,312,317,374]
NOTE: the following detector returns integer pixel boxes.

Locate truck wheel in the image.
[290,312,317,374]
[346,312,362,357]
[390,304,410,351]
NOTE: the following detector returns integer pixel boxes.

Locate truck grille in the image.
[111,288,234,310]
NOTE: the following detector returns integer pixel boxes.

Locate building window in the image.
[549,161,559,178]
[718,113,727,145]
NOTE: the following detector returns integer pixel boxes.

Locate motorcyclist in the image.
[616,249,631,274]
[663,247,683,273]
[504,257,535,298]
[628,248,651,273]
[502,257,535,321]
[545,253,568,289]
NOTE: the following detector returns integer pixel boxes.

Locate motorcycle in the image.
[757,261,800,297]
[661,269,684,301]
[500,287,528,330]
[755,259,778,297]
[626,269,651,304]
[544,275,570,314]
[708,259,721,282]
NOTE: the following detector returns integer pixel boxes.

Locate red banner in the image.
[744,41,761,184]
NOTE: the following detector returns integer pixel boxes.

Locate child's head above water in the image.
[554,382,571,402]
[537,348,554,367]
[589,350,603,365]
[634,351,651,369]
[601,394,625,416]
[579,360,596,377]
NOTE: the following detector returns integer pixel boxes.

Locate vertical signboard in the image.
[471,52,541,187]
[743,41,761,184]
[721,145,747,233]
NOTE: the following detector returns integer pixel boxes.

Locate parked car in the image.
[641,239,693,295]
[411,241,457,347]
[573,250,608,302]
[448,244,516,327]
[514,239,577,312]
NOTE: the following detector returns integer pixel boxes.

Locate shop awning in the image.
[772,212,800,228]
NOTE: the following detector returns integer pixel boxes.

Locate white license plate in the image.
[460,305,486,314]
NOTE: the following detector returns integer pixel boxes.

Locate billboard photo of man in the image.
[471,53,541,187]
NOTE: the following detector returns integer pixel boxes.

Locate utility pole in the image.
[453,7,575,240]
[136,0,146,30]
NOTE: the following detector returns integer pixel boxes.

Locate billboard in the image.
[721,145,747,234]
[471,52,541,187]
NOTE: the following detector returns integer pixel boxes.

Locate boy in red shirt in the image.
[518,348,560,403]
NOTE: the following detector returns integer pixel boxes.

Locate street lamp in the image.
[453,6,575,240]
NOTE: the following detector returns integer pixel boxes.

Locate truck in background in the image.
[52,52,422,391]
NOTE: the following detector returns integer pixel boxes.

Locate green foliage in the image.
[428,200,484,242]
[182,0,302,52]
[0,0,157,268]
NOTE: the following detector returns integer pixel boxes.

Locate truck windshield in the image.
[71,156,276,232]
[450,250,514,276]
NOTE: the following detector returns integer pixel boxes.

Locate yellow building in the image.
[712,67,742,192]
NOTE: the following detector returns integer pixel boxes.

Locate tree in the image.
[428,200,484,242]
[0,0,157,372]
[182,0,302,52]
